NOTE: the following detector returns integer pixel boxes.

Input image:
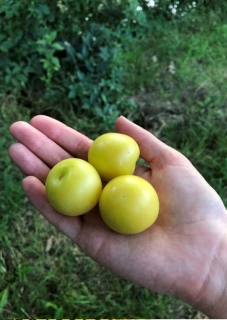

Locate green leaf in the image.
[12,65,21,75]
[68,86,76,99]
[0,288,8,312]
[38,4,50,15]
[12,78,20,87]
[101,93,107,104]
[42,59,49,70]
[48,31,57,43]
[52,56,60,70]
[54,306,64,319]
[44,301,58,309]
[82,45,88,57]
[5,75,11,84]
[0,41,12,53]
[52,43,64,51]
[17,74,27,82]
[76,70,85,80]
[0,34,5,42]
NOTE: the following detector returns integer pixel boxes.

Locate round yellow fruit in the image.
[45,158,102,216]
[88,133,140,182]
[99,175,159,234]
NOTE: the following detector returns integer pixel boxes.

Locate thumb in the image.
[115,116,190,169]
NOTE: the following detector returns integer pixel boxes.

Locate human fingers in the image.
[30,115,92,160]
[115,116,191,169]
[9,121,72,168]
[8,143,49,184]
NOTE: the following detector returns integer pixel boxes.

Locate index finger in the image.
[116,116,192,169]
[30,115,93,160]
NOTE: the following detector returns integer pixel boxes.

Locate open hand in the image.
[8,115,227,316]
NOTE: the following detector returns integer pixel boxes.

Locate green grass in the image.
[124,6,227,105]
[161,107,227,205]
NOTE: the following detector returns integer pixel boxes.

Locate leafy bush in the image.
[0,0,149,135]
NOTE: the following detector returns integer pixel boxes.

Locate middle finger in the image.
[8,142,50,184]
[9,121,72,168]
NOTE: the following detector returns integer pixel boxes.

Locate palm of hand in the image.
[9,115,227,310]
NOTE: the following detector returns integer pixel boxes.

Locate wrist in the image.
[194,232,227,318]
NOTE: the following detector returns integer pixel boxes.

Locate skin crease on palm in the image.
[8,115,227,318]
